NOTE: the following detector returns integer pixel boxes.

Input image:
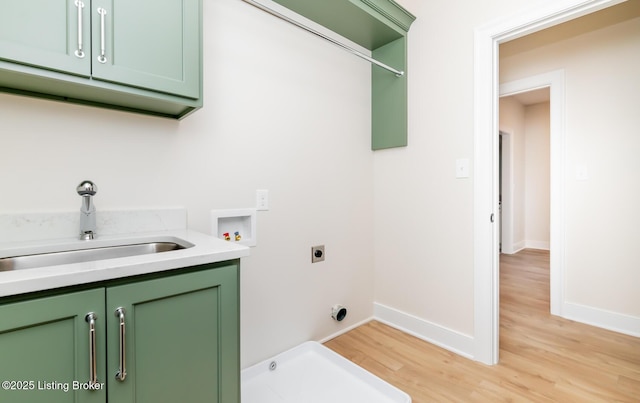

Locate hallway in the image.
[326,250,640,401]
[499,249,640,401]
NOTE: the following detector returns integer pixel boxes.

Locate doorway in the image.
[499,90,552,329]
[499,88,551,256]
[499,71,563,318]
[472,0,628,365]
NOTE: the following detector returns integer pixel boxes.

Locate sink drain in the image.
[269,361,277,371]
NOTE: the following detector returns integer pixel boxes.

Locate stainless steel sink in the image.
[0,239,193,272]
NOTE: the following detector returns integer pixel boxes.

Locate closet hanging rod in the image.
[241,0,405,77]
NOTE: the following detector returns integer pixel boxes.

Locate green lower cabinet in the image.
[0,262,240,403]
[106,264,240,403]
[0,289,106,403]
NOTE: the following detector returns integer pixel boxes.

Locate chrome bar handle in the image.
[115,308,127,382]
[85,313,98,386]
[74,1,85,58]
[97,7,107,63]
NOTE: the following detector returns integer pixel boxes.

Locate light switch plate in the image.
[256,189,269,210]
[576,165,589,181]
[456,158,470,178]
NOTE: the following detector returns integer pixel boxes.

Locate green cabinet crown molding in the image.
[271,0,416,150]
[355,0,416,35]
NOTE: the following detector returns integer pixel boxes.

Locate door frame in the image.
[472,0,628,365]
[498,130,514,254]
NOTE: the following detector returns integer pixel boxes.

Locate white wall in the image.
[0,0,375,368]
[524,102,550,250]
[501,12,640,322]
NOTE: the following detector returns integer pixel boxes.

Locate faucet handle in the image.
[77,180,98,196]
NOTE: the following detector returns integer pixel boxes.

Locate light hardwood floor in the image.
[325,249,640,402]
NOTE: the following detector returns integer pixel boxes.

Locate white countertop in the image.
[0,229,250,298]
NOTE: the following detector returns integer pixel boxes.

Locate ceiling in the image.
[500,0,640,58]
[500,0,640,106]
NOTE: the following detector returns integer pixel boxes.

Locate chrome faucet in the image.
[77,180,98,240]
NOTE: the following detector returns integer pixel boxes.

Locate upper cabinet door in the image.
[0,0,91,76]
[90,0,201,99]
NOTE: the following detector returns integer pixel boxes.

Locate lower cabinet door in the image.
[0,289,106,403]
[105,264,240,403]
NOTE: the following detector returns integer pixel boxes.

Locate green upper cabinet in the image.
[0,0,202,118]
[0,0,91,77]
[90,0,200,99]
[270,0,416,150]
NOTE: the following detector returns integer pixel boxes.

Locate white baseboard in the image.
[318,316,375,344]
[373,303,474,359]
[321,302,638,365]
[563,302,640,337]
[512,240,526,253]
[502,240,549,254]
[525,240,550,250]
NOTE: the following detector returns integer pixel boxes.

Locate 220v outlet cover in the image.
[311,245,325,263]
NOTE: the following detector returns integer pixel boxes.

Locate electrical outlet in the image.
[256,189,269,210]
[311,245,325,263]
